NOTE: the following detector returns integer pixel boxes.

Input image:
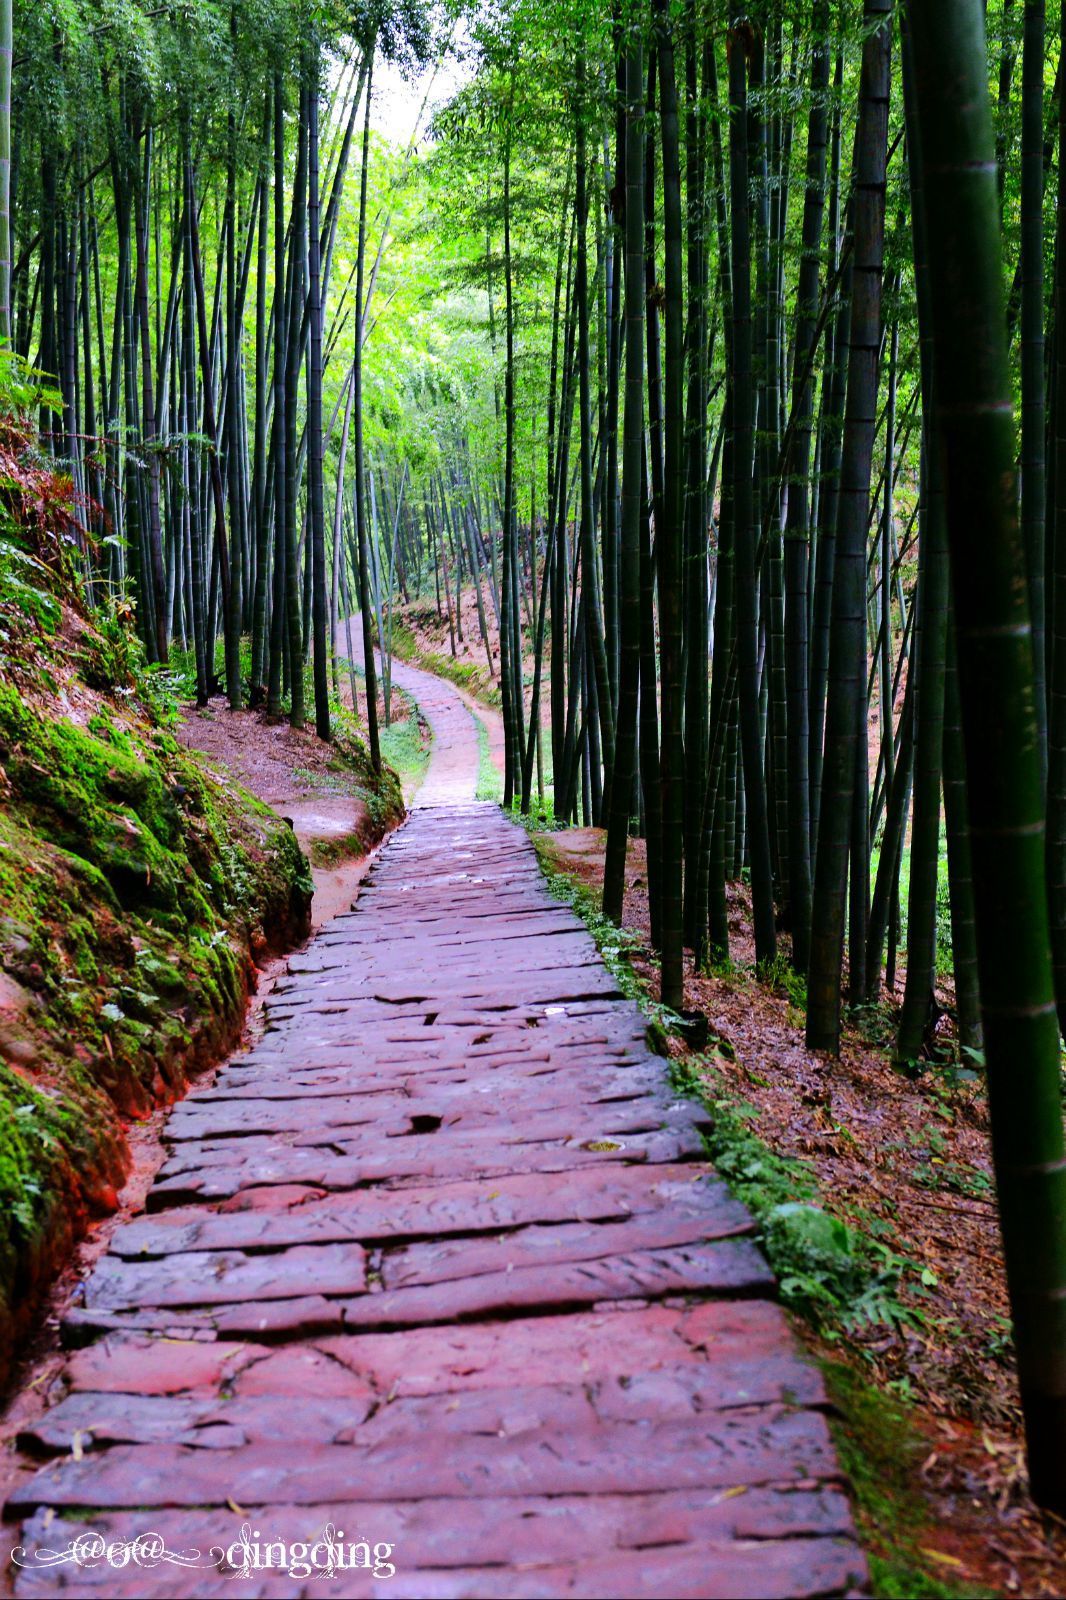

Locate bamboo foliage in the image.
[7,0,1066,1508]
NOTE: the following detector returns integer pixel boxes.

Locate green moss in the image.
[823,1360,993,1598]
[0,428,323,1375]
[0,681,313,1381]
[0,1066,73,1284]
[309,829,373,868]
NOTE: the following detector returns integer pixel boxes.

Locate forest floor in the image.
[539,827,1066,1599]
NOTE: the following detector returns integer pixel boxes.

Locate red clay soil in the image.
[406,583,504,685]
[540,827,1066,1599]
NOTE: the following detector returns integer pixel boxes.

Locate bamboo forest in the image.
[0,0,1065,1594]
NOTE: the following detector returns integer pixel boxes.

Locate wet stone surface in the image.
[3,664,867,1598]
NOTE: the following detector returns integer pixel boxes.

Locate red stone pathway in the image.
[4,670,866,1598]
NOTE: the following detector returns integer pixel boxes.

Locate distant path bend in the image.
[346,624,483,805]
[4,650,866,1598]
[379,651,481,806]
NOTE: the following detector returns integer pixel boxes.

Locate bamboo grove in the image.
[5,0,1066,1511]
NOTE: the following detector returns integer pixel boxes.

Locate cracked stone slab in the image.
[6,780,866,1599]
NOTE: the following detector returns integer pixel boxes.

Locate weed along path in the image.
[4,660,865,1599]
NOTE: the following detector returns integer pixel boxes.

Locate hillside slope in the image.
[0,423,388,1384]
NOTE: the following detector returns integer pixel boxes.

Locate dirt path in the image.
[432,674,506,785]
[379,655,481,806]
[2,661,864,1598]
[343,622,497,799]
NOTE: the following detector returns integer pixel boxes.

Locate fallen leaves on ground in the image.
[541,826,1066,1599]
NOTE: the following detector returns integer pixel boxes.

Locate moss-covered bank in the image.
[0,421,326,1382]
[0,671,317,1380]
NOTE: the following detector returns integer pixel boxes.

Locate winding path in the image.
[4,663,865,1598]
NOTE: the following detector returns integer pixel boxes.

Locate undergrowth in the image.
[506,793,559,832]
[533,843,939,1337]
[378,687,431,798]
[474,713,503,802]
[823,1361,992,1598]
[668,1056,931,1335]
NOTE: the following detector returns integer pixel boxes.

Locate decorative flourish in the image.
[12,1530,219,1572]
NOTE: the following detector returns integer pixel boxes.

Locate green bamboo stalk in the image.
[781,2,830,977]
[604,27,644,926]
[1048,0,1066,1030]
[681,4,708,944]
[896,50,950,1062]
[266,72,288,723]
[284,79,308,731]
[307,47,330,741]
[1021,0,1046,764]
[908,0,1066,1514]
[653,0,686,1008]
[0,0,10,345]
[806,0,891,1051]
[354,39,380,771]
[942,607,982,1054]
[729,18,776,967]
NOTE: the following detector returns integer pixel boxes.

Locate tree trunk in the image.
[806,0,891,1051]
[908,0,1066,1514]
[354,39,380,770]
[653,0,686,1009]
[729,20,777,966]
[604,33,644,925]
[782,0,830,973]
[307,49,330,740]
[0,0,10,344]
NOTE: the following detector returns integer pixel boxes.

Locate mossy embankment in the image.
[0,667,318,1381]
[0,422,379,1387]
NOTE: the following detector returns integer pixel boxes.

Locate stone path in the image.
[4,666,866,1598]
